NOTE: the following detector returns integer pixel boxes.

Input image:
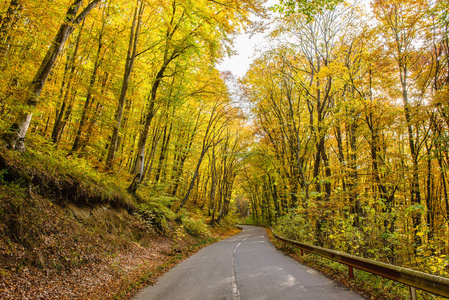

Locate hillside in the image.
[0,144,236,299]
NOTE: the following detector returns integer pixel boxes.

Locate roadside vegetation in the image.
[0,141,239,299]
[253,222,446,300]
[0,0,255,296]
[1,0,448,298]
[241,0,449,298]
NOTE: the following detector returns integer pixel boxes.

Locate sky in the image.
[216,31,270,78]
[216,0,372,78]
[216,0,279,78]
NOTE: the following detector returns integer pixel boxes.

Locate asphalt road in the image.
[133,225,364,300]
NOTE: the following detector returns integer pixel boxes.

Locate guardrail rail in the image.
[270,229,449,300]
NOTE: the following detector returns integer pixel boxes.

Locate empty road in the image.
[133,225,363,300]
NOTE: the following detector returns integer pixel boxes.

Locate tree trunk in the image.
[0,0,22,59]
[425,144,434,242]
[348,114,360,227]
[127,2,187,192]
[155,121,172,183]
[170,112,200,196]
[209,150,217,222]
[178,150,206,210]
[52,21,84,144]
[5,0,102,151]
[400,64,422,248]
[128,98,156,194]
[70,13,106,154]
[106,0,144,169]
[79,101,104,155]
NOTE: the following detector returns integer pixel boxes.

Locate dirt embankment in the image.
[0,150,234,299]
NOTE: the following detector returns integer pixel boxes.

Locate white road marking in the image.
[232,237,248,300]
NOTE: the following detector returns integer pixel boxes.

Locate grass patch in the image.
[0,144,136,211]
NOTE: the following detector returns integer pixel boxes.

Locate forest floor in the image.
[0,146,240,300]
[0,187,239,300]
[0,189,239,300]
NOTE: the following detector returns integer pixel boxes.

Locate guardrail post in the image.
[409,286,417,300]
[300,249,304,256]
[348,266,354,279]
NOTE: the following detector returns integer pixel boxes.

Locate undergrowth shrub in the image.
[274,213,315,244]
[1,143,135,210]
[181,216,210,237]
[0,178,40,249]
[321,214,365,256]
[136,202,173,234]
[218,214,239,229]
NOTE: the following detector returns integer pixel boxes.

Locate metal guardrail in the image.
[271,230,449,299]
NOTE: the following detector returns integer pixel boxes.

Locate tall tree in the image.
[373,0,429,248]
[106,0,145,169]
[178,96,229,210]
[5,0,102,151]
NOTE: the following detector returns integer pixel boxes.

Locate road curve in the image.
[133,225,364,300]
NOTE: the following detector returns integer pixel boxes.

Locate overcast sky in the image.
[216,0,372,78]
[216,0,278,78]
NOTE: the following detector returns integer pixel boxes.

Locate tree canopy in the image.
[1,0,449,281]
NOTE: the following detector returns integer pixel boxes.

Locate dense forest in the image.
[0,0,448,292]
[0,0,266,223]
[242,0,449,277]
[0,1,266,297]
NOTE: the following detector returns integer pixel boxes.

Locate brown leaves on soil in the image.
[0,236,174,299]
[0,190,192,300]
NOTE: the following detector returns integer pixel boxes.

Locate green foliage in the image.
[415,242,449,276]
[323,214,364,255]
[352,267,409,299]
[181,216,210,237]
[272,0,344,20]
[0,169,9,184]
[136,202,173,234]
[217,214,239,229]
[1,138,135,210]
[273,212,315,243]
[243,216,269,226]
[0,179,32,248]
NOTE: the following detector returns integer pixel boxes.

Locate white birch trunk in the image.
[6,0,102,151]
